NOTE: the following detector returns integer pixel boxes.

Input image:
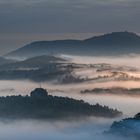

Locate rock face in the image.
[107,113,140,139]
[30,88,48,98]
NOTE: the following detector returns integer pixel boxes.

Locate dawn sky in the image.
[0,0,140,54]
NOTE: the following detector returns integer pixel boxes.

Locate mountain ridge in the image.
[5,31,140,58]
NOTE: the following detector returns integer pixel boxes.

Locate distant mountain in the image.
[1,55,65,70]
[84,31,140,45]
[5,40,81,58]
[5,31,140,58]
[0,55,69,82]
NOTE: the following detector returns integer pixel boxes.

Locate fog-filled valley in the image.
[1,0,140,138]
[0,54,139,139]
[0,118,134,140]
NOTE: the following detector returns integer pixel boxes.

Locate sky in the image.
[0,0,140,54]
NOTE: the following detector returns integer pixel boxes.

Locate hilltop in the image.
[0,88,122,119]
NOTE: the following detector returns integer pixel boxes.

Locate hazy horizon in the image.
[0,33,99,55]
[1,0,140,54]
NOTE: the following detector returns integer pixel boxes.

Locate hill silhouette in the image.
[5,31,140,58]
[1,55,65,70]
[0,88,122,119]
[107,113,140,139]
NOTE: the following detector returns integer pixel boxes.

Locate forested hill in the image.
[107,113,140,139]
[0,88,122,119]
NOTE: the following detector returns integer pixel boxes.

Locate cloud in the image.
[0,0,140,54]
[0,0,139,33]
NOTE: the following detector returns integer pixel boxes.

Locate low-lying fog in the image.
[62,54,140,69]
[0,55,140,140]
[0,118,134,140]
[0,80,140,116]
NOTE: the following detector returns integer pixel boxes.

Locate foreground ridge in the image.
[0,88,122,119]
[107,113,140,139]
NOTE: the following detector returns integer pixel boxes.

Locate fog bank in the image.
[0,119,134,140]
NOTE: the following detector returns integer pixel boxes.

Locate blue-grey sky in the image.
[0,0,140,54]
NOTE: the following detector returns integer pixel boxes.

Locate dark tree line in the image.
[0,88,122,119]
